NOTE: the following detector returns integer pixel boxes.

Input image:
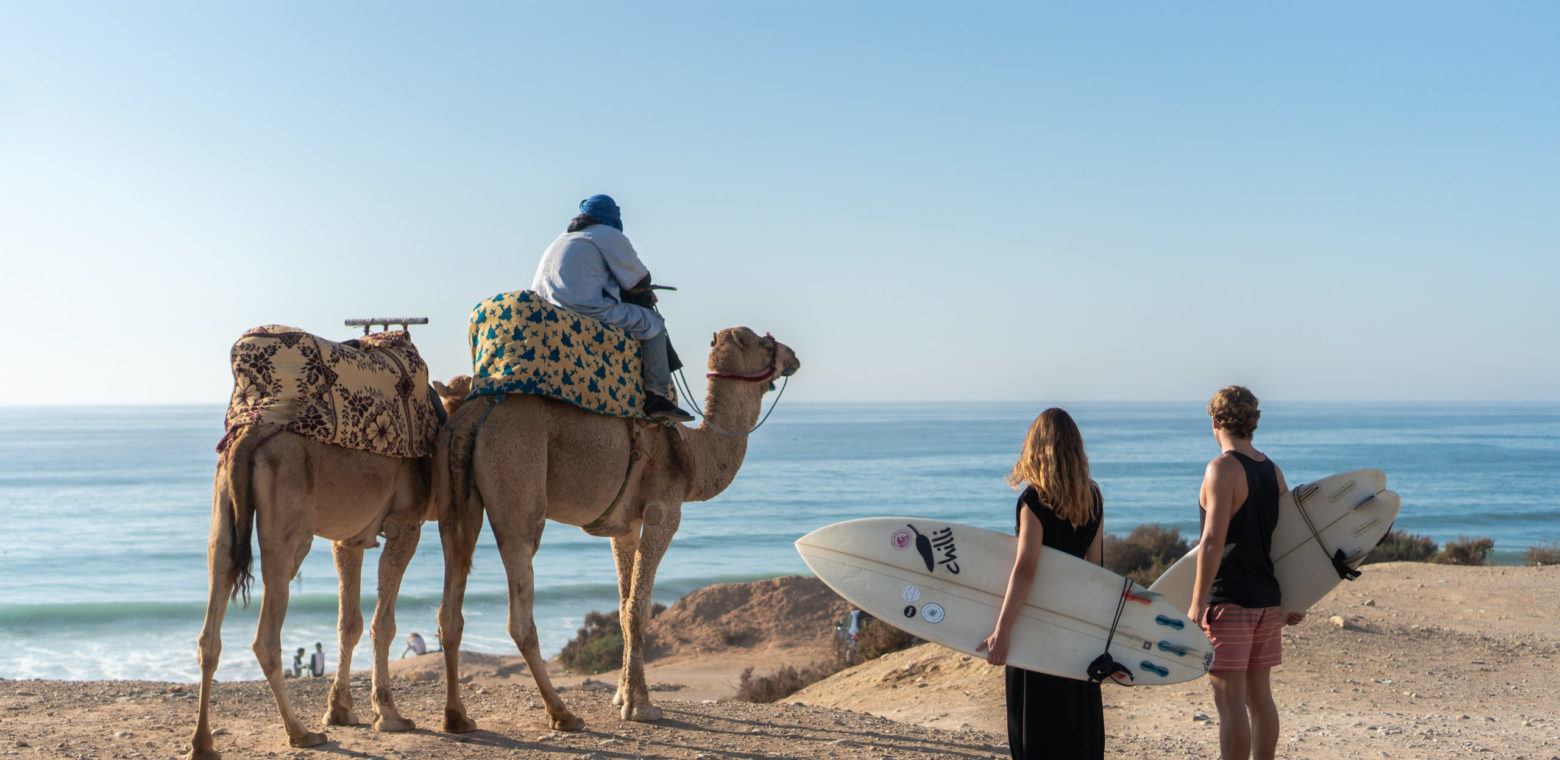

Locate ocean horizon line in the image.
[5,399,1560,410]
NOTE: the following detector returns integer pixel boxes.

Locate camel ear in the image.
[729,327,756,348]
[711,332,718,348]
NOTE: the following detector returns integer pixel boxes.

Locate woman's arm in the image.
[977,505,1043,665]
[1190,455,1240,625]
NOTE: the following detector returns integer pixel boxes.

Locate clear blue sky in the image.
[3,2,1556,404]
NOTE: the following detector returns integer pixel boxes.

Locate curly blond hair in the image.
[1007,408,1094,528]
[1207,385,1260,439]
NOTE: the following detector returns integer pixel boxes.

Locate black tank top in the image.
[1202,451,1281,608]
[1016,481,1102,560]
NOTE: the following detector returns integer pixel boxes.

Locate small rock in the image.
[1364,599,1376,607]
[830,738,857,747]
[14,692,35,698]
[115,731,133,739]
[1330,615,1348,629]
[165,685,186,694]
[211,728,227,737]
[13,741,27,748]
[1192,712,1211,723]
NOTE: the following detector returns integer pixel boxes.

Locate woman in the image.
[977,408,1104,759]
[1189,385,1304,760]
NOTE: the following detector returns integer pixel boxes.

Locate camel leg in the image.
[490,513,585,731]
[368,522,420,732]
[324,542,363,727]
[617,504,682,722]
[252,477,326,749]
[437,497,483,733]
[188,483,236,760]
[608,531,640,708]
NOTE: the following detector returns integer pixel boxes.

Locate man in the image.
[308,642,325,678]
[531,194,693,422]
[1189,385,1305,760]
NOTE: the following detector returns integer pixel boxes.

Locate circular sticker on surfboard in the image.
[889,529,913,550]
[920,603,945,624]
[903,605,917,618]
[901,585,921,602]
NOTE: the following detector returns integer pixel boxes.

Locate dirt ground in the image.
[3,564,1557,760]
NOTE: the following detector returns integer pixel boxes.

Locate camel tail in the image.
[443,400,483,577]
[223,425,266,606]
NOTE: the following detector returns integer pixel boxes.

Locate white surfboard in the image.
[795,517,1213,686]
[1149,469,1401,616]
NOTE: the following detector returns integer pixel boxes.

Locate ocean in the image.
[1,401,1556,683]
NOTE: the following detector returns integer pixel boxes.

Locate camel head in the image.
[707,327,800,383]
[432,375,472,417]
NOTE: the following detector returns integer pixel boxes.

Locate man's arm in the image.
[1190,455,1241,624]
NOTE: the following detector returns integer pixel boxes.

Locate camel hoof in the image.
[443,709,478,734]
[323,708,359,726]
[374,714,416,733]
[550,713,586,732]
[622,702,662,722]
[185,749,221,760]
[611,690,624,706]
[287,730,327,748]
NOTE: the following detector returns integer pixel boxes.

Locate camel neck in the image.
[681,378,766,502]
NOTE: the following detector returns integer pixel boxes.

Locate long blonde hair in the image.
[1007,407,1095,528]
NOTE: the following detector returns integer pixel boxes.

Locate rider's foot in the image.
[645,394,694,423]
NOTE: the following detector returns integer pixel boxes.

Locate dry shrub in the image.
[854,618,919,661]
[1103,523,1190,586]
[1363,529,1439,564]
[1434,535,1494,566]
[1524,539,1560,566]
[557,603,666,675]
[736,660,845,703]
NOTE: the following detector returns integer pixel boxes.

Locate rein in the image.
[672,332,789,437]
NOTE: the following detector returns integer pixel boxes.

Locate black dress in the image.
[1006,483,1104,760]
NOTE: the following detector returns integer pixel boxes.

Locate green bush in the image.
[1103,523,1190,586]
[1524,539,1560,566]
[1363,529,1439,564]
[1434,535,1494,566]
[556,603,665,675]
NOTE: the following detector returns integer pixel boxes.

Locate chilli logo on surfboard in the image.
[905,524,960,575]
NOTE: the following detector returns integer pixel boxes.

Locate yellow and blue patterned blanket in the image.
[468,290,645,417]
[223,326,440,458]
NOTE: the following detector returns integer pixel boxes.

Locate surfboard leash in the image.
[1293,482,1363,581]
[1086,577,1136,685]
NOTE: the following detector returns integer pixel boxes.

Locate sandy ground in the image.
[3,563,1557,760]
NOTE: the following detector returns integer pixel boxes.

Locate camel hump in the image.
[223,325,441,458]
[467,290,650,419]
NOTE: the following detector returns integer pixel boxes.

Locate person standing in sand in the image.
[309,642,325,678]
[977,407,1105,760]
[1189,386,1305,760]
[531,193,693,422]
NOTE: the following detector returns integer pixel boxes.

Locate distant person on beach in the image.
[1189,386,1305,760]
[976,407,1105,760]
[531,193,692,422]
[309,642,325,678]
[401,632,431,658]
[290,647,305,678]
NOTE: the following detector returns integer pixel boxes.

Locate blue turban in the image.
[579,194,623,231]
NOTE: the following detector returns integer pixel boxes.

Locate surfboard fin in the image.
[1331,548,1363,581]
[1124,588,1162,605]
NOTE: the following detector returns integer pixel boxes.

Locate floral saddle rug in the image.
[222,325,441,458]
[468,290,645,418]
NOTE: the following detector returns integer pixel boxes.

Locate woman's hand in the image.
[976,630,1009,666]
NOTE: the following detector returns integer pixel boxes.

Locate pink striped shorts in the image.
[1201,604,1283,671]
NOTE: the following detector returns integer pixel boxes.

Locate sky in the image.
[2,2,1556,405]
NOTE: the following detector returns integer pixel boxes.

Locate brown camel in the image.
[186,380,469,760]
[434,326,799,732]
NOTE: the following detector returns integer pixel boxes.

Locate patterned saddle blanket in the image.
[468,290,644,418]
[223,326,441,458]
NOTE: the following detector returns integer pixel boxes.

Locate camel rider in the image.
[532,194,695,423]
